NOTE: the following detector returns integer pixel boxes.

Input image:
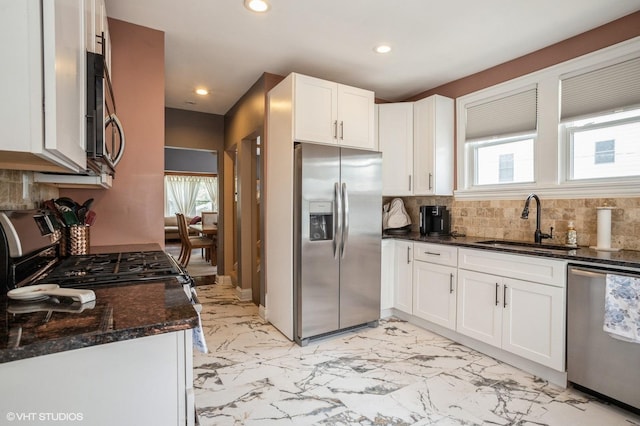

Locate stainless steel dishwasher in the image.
[567,264,640,411]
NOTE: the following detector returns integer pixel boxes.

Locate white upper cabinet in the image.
[378,95,454,196]
[1,0,87,173]
[336,83,376,150]
[413,95,454,195]
[378,103,413,195]
[293,73,376,150]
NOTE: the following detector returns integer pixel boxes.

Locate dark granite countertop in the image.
[384,232,640,270]
[0,255,198,364]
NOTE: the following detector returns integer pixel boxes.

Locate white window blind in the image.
[561,57,640,122]
[465,87,537,141]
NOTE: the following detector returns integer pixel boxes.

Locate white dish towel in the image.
[604,273,640,344]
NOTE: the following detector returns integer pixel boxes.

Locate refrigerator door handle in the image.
[334,182,342,259]
[341,182,349,259]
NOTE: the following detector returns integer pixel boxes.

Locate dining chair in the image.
[175,213,215,267]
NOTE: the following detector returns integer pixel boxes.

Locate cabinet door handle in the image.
[424,251,441,256]
[340,121,344,139]
[429,172,433,190]
[407,246,411,264]
[495,283,499,306]
[333,120,338,138]
[503,285,508,308]
[449,273,454,293]
[408,175,412,191]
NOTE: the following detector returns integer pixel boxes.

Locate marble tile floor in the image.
[193,282,640,426]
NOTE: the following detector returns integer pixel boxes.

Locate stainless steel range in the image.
[0,210,194,297]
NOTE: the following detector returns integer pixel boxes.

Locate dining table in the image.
[189,223,217,265]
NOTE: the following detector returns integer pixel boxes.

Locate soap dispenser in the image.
[567,221,577,247]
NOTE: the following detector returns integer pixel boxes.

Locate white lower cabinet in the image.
[0,331,194,425]
[383,243,566,374]
[412,242,458,330]
[456,269,503,347]
[413,261,457,329]
[393,240,413,314]
[502,277,564,370]
[380,239,395,314]
[457,249,566,371]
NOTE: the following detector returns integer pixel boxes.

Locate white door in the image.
[502,278,565,370]
[294,74,337,145]
[337,84,375,150]
[413,261,457,330]
[456,269,502,347]
[378,103,413,195]
[393,241,413,314]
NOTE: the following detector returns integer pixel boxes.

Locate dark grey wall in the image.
[164,147,217,173]
[165,107,224,151]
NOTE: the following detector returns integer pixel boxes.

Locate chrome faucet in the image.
[521,193,553,244]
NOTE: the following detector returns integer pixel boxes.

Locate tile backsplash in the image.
[385,196,640,251]
[0,170,59,210]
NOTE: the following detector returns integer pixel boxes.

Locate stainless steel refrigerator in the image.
[294,143,382,345]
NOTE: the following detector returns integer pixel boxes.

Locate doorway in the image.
[227,136,262,305]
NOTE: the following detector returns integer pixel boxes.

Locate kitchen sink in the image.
[475,239,579,255]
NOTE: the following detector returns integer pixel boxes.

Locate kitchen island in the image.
[0,244,198,425]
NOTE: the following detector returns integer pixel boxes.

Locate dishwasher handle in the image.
[570,268,607,279]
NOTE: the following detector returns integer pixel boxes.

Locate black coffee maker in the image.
[419,205,450,236]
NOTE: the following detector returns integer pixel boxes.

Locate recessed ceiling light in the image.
[195,88,209,96]
[244,0,270,13]
[374,44,392,54]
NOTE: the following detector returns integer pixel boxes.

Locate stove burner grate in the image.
[40,251,186,287]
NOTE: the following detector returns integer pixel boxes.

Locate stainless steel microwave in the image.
[86,50,125,176]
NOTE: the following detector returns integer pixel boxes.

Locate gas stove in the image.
[40,250,192,288]
[0,210,193,294]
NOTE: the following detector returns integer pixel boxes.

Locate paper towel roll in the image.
[596,207,613,249]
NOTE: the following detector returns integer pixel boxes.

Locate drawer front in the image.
[413,242,458,267]
[458,248,566,287]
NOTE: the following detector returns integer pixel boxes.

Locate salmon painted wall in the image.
[406,11,640,101]
[60,19,165,247]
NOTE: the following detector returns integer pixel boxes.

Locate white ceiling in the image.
[104,0,640,116]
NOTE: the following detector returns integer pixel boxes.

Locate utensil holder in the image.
[60,225,90,256]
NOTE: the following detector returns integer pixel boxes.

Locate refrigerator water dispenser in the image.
[309,201,333,241]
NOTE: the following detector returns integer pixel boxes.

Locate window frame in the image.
[456,36,640,200]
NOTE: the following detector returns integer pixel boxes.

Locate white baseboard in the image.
[380,308,394,319]
[258,304,266,320]
[234,286,252,301]
[216,275,232,286]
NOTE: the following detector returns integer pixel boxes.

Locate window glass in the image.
[473,137,534,185]
[568,109,640,181]
[164,175,218,217]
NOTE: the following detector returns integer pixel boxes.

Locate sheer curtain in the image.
[165,175,200,215]
[202,176,218,212]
